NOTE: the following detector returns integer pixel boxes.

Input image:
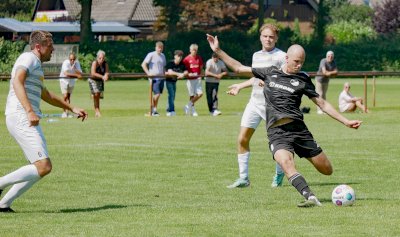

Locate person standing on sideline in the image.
[0,30,88,213]
[338,82,369,113]
[182,44,204,116]
[89,50,109,118]
[207,34,362,207]
[205,53,228,116]
[59,52,82,118]
[225,24,286,189]
[165,50,188,116]
[141,41,167,116]
[315,51,338,114]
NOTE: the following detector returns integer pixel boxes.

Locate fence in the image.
[1,71,400,113]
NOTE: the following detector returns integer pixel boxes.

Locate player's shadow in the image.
[308,181,361,187]
[59,204,129,213]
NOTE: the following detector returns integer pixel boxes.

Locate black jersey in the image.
[166,61,186,82]
[252,66,319,129]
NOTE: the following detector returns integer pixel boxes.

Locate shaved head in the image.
[285,44,306,74]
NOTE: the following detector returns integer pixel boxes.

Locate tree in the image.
[153,0,182,37]
[257,0,264,32]
[373,0,400,34]
[78,0,93,50]
[311,0,327,49]
[0,0,35,21]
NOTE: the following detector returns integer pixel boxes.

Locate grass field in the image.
[0,78,399,237]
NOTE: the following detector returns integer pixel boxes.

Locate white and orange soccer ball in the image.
[332,184,356,206]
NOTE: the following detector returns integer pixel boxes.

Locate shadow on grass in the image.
[41,204,150,213]
[308,181,361,187]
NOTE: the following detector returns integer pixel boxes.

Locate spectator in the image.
[182,44,204,116]
[205,53,228,116]
[141,41,167,116]
[89,50,109,118]
[315,51,338,114]
[59,52,82,118]
[165,50,188,116]
[339,82,369,113]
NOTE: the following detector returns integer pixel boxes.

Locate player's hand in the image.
[226,84,240,96]
[206,34,219,52]
[72,107,88,122]
[346,120,362,129]
[258,80,265,87]
[27,111,40,127]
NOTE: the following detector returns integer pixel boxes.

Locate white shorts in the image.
[186,78,203,96]
[6,113,49,163]
[60,81,74,94]
[240,102,266,129]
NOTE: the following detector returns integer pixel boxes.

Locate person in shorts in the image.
[338,82,368,113]
[59,52,82,118]
[0,30,87,213]
[207,34,362,207]
[225,24,286,189]
[182,44,204,116]
[89,50,109,118]
[141,41,167,116]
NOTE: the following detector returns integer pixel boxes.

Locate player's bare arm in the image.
[41,88,88,121]
[312,96,362,129]
[12,68,39,126]
[206,34,253,77]
[227,78,255,95]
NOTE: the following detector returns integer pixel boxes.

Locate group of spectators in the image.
[141,42,228,117]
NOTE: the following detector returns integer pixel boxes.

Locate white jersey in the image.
[59,59,82,86]
[5,52,44,117]
[338,90,354,112]
[249,48,286,106]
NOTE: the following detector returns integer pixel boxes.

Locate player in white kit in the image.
[226,24,287,188]
[0,30,88,212]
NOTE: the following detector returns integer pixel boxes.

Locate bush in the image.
[326,20,376,44]
[0,37,26,74]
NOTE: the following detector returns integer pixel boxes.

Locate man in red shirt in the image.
[182,44,204,116]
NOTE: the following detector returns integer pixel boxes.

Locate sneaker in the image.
[227,177,250,189]
[212,110,222,116]
[271,173,285,187]
[166,111,176,117]
[61,112,68,118]
[0,207,15,213]
[317,110,324,115]
[191,107,198,117]
[184,104,192,115]
[297,196,322,208]
[152,111,160,117]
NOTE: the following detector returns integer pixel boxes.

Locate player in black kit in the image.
[207,34,362,207]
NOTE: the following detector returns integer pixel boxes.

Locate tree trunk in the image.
[79,0,93,50]
[257,0,264,32]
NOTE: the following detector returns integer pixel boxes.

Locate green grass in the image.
[0,78,399,236]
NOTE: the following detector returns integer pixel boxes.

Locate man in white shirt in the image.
[59,52,82,118]
[0,30,87,213]
[338,82,368,113]
[205,53,227,116]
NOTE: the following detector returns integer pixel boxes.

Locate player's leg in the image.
[184,80,194,115]
[60,82,69,117]
[306,152,333,175]
[355,100,368,113]
[0,116,52,211]
[227,104,260,188]
[165,80,174,114]
[190,79,203,116]
[93,92,101,117]
[212,83,220,115]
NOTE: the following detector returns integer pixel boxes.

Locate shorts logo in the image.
[38,152,42,157]
[270,144,274,151]
[271,75,277,78]
[290,79,299,86]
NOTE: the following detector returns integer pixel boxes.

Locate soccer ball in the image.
[331,184,355,206]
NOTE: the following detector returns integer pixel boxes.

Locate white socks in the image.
[0,164,40,190]
[0,164,41,208]
[238,152,250,179]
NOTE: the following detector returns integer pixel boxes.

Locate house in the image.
[32,0,160,39]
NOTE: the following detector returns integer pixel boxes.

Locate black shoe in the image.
[0,189,2,197]
[0,207,15,213]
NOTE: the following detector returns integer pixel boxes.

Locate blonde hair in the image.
[259,23,279,36]
[190,44,198,51]
[156,41,164,47]
[29,30,53,49]
[97,50,106,58]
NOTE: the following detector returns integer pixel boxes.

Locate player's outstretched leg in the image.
[227,152,251,188]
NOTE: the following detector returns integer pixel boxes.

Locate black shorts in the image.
[267,120,322,159]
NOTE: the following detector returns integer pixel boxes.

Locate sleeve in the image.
[251,67,272,81]
[75,61,83,72]
[205,59,212,70]
[16,54,35,73]
[303,77,319,98]
[143,52,152,64]
[220,61,227,71]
